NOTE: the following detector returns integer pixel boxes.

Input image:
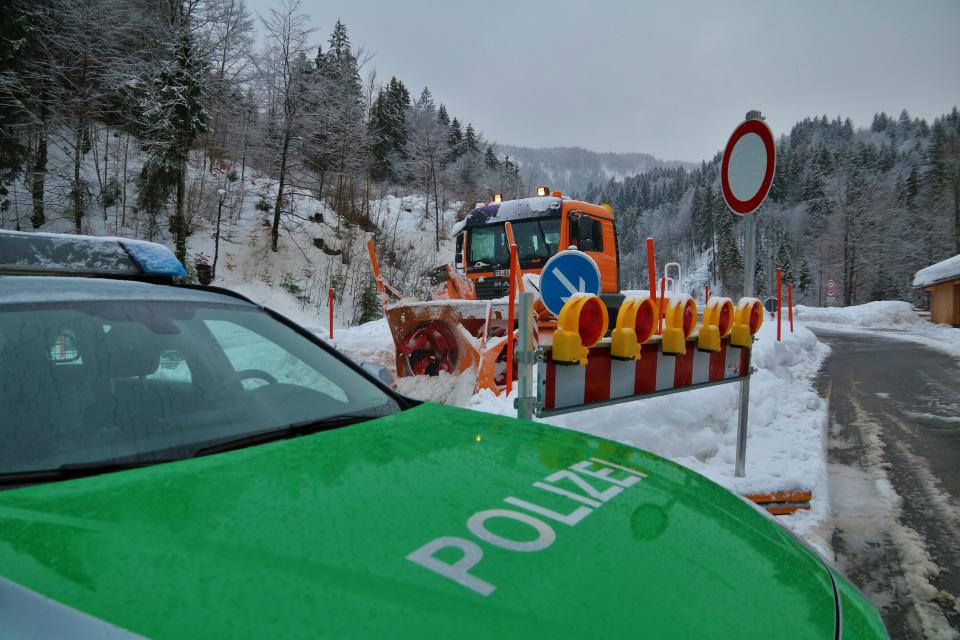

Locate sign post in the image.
[515,292,537,421]
[721,111,776,477]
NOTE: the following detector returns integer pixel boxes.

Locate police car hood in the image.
[0,403,836,639]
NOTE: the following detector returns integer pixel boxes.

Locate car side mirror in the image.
[361,362,396,388]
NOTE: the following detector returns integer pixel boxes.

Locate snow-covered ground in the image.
[336,315,834,551]
[798,301,960,360]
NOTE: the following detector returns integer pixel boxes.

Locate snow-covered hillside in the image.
[1,133,458,331]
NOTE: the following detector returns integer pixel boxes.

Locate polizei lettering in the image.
[405,457,647,596]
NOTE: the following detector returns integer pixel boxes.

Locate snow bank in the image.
[796,301,922,327]
[798,302,960,360]
[337,316,832,546]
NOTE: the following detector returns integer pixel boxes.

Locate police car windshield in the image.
[0,298,400,476]
[467,218,560,270]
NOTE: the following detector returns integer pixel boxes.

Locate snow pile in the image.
[332,319,397,374]
[913,253,960,288]
[798,302,960,360]
[796,301,922,327]
[337,316,832,545]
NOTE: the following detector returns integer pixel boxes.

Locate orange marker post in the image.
[705,284,710,305]
[646,238,657,302]
[506,244,518,395]
[788,282,794,333]
[329,287,335,340]
[776,268,783,342]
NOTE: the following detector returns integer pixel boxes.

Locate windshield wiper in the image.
[0,459,178,486]
[0,415,377,487]
[193,413,377,457]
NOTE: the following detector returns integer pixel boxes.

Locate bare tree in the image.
[258,0,313,252]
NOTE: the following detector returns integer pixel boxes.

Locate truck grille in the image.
[474,276,510,300]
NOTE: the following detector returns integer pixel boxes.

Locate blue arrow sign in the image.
[539,250,602,316]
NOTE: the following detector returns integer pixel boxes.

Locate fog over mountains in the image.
[495,145,695,195]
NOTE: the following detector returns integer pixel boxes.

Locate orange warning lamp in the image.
[537,185,550,196]
[661,295,697,356]
[552,294,609,365]
[730,298,764,348]
[492,193,503,203]
[611,296,657,360]
[698,296,734,352]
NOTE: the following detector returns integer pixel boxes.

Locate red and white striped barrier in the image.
[539,336,751,416]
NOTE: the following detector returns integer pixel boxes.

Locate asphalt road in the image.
[813,328,960,639]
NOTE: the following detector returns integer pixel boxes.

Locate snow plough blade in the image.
[385,300,514,394]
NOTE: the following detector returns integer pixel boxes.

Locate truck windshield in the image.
[467,217,560,270]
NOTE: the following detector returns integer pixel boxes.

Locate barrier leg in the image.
[516,292,536,421]
[735,375,750,477]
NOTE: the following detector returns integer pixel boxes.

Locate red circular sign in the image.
[721,118,776,216]
[826,280,837,297]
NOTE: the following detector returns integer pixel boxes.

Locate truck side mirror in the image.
[567,214,580,247]
[454,233,464,268]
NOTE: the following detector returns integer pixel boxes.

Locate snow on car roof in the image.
[912,253,960,288]
[450,196,562,237]
[0,276,254,307]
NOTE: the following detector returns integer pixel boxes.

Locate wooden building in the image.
[914,254,960,326]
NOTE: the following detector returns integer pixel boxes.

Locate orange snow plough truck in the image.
[367,192,624,393]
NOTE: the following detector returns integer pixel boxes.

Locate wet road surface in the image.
[814,327,960,639]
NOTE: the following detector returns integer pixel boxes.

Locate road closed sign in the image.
[721,118,776,216]
[826,279,837,298]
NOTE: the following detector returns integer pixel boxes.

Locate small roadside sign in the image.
[721,118,776,216]
[826,279,837,298]
[763,297,778,315]
[539,250,601,316]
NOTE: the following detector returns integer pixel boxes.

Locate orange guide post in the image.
[504,222,524,293]
[788,282,794,333]
[705,285,710,304]
[776,268,783,342]
[506,244,518,395]
[646,238,657,302]
[329,287,335,339]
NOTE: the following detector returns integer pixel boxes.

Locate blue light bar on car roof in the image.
[0,230,187,279]
[120,238,188,277]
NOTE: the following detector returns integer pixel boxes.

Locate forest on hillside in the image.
[2,0,958,312]
[0,0,521,265]
[582,110,960,306]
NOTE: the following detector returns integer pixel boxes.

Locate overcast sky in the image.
[249,0,959,162]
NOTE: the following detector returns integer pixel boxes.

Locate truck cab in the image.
[451,194,620,300]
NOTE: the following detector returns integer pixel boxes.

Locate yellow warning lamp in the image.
[537,186,550,197]
[698,297,735,352]
[730,298,764,348]
[552,294,609,365]
[611,296,657,360]
[661,295,697,356]
[492,193,503,204]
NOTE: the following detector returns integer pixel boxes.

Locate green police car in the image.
[0,231,886,639]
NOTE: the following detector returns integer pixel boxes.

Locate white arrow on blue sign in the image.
[539,249,602,316]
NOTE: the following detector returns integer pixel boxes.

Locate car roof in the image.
[0,276,256,308]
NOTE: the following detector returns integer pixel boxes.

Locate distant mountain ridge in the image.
[496,145,696,195]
